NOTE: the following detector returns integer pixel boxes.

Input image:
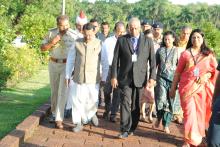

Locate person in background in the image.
[169,29,218,147]
[141,19,152,33]
[172,25,192,124]
[90,18,105,42]
[90,18,107,107]
[102,21,126,123]
[207,60,220,147]
[153,31,179,134]
[101,21,111,40]
[111,17,156,138]
[152,22,163,50]
[65,23,109,132]
[40,15,76,129]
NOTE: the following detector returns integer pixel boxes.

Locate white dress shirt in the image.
[102,35,118,66]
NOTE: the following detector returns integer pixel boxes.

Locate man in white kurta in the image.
[64,11,88,118]
[65,23,108,132]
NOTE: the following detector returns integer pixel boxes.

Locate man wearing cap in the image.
[65,23,109,132]
[65,10,88,118]
[152,22,163,50]
[141,19,152,33]
[41,15,77,129]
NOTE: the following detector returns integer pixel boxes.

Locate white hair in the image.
[128,17,141,28]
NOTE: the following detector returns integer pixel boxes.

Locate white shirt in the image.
[65,41,109,82]
[102,35,118,66]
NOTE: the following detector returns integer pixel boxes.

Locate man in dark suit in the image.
[111,17,156,138]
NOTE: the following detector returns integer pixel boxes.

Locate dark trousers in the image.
[104,67,120,116]
[207,97,220,147]
[120,85,143,132]
[104,88,120,115]
[157,110,172,127]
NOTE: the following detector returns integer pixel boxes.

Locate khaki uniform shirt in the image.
[42,28,78,59]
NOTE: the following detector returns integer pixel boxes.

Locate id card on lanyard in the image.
[190,49,200,79]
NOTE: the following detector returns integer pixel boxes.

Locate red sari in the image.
[176,50,218,146]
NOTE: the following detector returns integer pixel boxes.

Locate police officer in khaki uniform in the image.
[41,15,77,129]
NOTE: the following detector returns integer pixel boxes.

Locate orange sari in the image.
[176,50,218,146]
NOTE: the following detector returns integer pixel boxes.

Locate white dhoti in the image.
[66,79,74,110]
[71,81,99,124]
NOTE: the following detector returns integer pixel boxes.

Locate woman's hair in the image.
[186,28,213,56]
[161,30,179,47]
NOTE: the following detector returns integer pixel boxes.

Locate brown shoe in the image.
[55,121,63,129]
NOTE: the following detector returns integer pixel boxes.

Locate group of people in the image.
[40,11,220,147]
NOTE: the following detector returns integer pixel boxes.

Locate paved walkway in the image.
[21,108,184,147]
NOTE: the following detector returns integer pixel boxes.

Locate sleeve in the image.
[65,44,76,79]
[111,39,120,79]
[156,48,161,67]
[101,42,109,81]
[175,51,187,74]
[41,31,51,45]
[148,39,157,80]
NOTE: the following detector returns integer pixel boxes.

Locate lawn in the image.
[0,67,50,139]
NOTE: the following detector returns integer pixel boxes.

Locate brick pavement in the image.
[21,108,184,147]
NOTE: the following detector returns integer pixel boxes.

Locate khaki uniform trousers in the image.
[48,61,67,121]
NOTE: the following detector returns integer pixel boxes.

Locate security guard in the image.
[41,15,77,129]
[152,22,163,50]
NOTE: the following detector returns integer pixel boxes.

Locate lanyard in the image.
[165,47,174,63]
[189,48,200,65]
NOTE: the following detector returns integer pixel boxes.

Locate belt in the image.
[50,57,67,63]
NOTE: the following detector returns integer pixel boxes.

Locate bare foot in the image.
[152,119,160,129]
[163,126,170,134]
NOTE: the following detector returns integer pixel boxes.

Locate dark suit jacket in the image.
[111,33,156,88]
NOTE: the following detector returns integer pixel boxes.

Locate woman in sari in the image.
[169,29,218,147]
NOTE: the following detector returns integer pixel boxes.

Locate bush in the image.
[0,45,40,89]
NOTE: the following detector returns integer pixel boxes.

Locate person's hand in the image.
[100,81,106,86]
[51,34,61,45]
[111,78,118,89]
[169,88,176,99]
[197,73,211,84]
[146,79,155,89]
[65,79,70,88]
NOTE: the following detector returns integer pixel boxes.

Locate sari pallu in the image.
[176,51,217,146]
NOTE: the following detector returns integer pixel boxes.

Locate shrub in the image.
[0,45,40,89]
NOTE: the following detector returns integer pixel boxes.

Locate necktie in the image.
[131,37,138,52]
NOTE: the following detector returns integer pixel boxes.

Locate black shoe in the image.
[110,116,117,123]
[102,111,109,120]
[118,132,128,139]
[49,114,55,123]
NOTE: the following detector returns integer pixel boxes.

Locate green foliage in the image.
[0,45,40,89]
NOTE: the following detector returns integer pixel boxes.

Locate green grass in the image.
[0,66,50,139]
